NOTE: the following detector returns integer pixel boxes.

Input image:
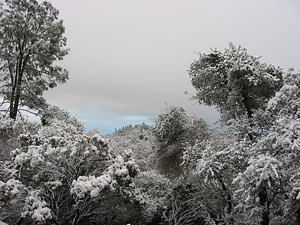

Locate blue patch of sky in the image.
[70,110,156,136]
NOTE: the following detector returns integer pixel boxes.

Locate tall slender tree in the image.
[0,0,69,119]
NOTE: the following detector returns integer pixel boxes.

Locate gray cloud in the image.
[44,0,300,131]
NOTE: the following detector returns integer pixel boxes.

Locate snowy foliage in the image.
[0,114,39,161]
[40,105,84,132]
[21,190,52,222]
[132,170,174,221]
[71,152,139,200]
[0,0,69,118]
[153,106,189,146]
[107,124,176,221]
[153,106,209,147]
[0,116,24,137]
[182,47,300,224]
[0,114,39,138]
[189,135,252,222]
[233,155,285,223]
[189,43,283,124]
[0,107,139,224]
[268,69,300,120]
[153,106,210,177]
[230,69,300,224]
[0,178,25,220]
[107,124,157,171]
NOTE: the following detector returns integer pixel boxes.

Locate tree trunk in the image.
[241,85,254,141]
[9,49,29,119]
[9,72,21,119]
[11,77,22,119]
[218,177,234,224]
[9,83,16,119]
[296,207,300,224]
[259,185,270,225]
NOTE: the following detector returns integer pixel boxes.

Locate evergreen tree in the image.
[0,0,69,119]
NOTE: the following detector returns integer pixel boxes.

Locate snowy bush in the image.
[0,107,139,225]
[153,106,189,146]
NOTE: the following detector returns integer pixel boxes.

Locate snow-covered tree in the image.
[183,132,252,224]
[162,181,213,225]
[233,154,287,225]
[188,43,283,126]
[153,106,210,178]
[133,170,175,223]
[0,106,139,225]
[0,114,39,160]
[107,124,178,223]
[233,71,300,225]
[153,106,210,151]
[0,0,69,119]
[153,106,189,147]
[185,44,300,225]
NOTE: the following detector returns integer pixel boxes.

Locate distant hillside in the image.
[106,124,159,171]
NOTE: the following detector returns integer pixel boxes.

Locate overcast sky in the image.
[43,0,300,134]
